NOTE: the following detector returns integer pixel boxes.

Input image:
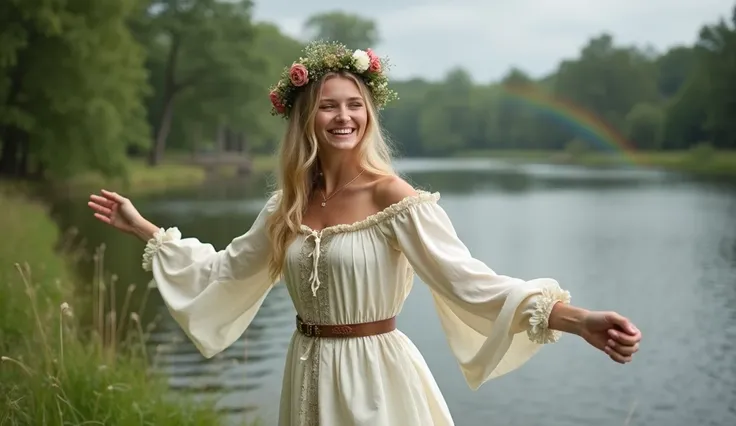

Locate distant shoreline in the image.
[452,149,736,178]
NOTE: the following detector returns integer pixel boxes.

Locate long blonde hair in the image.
[266,71,395,281]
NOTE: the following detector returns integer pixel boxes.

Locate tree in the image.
[656,46,696,98]
[417,69,475,155]
[0,0,149,179]
[304,12,379,49]
[494,69,539,149]
[554,34,660,130]
[132,0,262,165]
[624,103,665,149]
[694,5,736,149]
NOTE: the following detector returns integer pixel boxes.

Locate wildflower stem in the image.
[59,312,64,370]
[1,356,34,376]
[15,263,53,370]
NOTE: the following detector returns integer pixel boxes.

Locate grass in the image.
[0,188,230,425]
[455,148,736,177]
[62,159,208,196]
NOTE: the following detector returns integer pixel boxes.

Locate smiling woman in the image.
[316,76,368,152]
[87,40,642,426]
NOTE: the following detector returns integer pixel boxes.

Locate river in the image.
[52,158,736,426]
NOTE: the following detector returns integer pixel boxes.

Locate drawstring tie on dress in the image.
[307,231,321,297]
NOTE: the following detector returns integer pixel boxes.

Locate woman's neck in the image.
[317,150,364,195]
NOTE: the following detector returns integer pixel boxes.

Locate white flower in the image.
[352,50,370,72]
[60,302,73,318]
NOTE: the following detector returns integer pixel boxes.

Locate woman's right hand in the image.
[88,189,145,234]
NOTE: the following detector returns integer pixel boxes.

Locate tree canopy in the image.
[1,2,735,180]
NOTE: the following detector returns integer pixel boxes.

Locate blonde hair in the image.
[266,71,395,281]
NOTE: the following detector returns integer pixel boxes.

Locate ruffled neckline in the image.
[299,190,440,236]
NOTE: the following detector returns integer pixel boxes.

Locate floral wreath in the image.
[268,40,399,118]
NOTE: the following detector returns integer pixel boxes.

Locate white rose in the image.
[352,50,370,72]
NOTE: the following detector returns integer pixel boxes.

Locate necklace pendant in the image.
[321,202,326,207]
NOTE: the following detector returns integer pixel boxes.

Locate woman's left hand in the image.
[580,311,642,364]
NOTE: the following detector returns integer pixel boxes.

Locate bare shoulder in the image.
[372,175,418,210]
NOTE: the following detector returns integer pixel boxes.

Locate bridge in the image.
[186,152,252,176]
[186,125,253,176]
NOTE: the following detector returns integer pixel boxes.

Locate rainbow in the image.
[498,84,642,166]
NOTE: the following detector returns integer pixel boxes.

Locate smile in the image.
[329,128,355,135]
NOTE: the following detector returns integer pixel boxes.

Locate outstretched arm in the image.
[88,189,283,358]
[88,189,159,242]
[377,177,641,376]
[549,303,641,364]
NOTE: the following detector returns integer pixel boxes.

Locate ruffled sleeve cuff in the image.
[526,285,572,344]
[142,227,181,271]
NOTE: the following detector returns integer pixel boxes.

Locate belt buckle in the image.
[297,317,320,337]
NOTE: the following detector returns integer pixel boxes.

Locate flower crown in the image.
[268,41,398,118]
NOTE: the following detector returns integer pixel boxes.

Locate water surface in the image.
[55,159,736,425]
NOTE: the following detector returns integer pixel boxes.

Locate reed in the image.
[0,191,226,425]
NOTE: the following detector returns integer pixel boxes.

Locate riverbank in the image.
[60,154,279,197]
[0,185,230,424]
[454,148,736,178]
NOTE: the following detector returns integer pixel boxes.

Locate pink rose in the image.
[366,48,381,73]
[369,57,381,73]
[289,63,309,86]
[269,90,285,114]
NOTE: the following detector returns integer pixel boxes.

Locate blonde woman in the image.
[88,42,642,425]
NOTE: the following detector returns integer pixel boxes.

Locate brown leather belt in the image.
[295,315,396,338]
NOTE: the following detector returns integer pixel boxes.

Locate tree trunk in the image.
[17,136,29,177]
[148,33,181,167]
[0,136,19,177]
[215,123,226,154]
[149,96,175,166]
[33,159,46,180]
[0,30,30,178]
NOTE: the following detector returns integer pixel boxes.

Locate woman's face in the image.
[313,76,368,152]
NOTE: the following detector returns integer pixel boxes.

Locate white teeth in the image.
[330,129,354,135]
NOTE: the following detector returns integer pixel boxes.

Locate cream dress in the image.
[142,190,571,425]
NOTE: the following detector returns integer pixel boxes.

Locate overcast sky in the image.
[252,0,734,82]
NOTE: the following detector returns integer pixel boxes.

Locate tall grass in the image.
[0,191,225,425]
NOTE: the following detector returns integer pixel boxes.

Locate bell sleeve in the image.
[141,191,281,358]
[390,193,571,390]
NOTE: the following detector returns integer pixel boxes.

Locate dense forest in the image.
[1,0,735,180]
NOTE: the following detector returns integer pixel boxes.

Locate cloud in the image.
[253,0,734,81]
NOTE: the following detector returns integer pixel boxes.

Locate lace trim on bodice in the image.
[296,232,332,425]
[299,190,440,237]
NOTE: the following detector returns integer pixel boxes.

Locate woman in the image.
[88,41,641,425]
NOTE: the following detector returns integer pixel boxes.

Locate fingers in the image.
[88,201,112,216]
[604,345,632,364]
[607,338,639,356]
[93,213,111,224]
[89,194,114,208]
[604,331,640,364]
[608,327,641,346]
[607,312,639,336]
[100,189,127,204]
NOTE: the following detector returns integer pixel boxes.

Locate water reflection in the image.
[52,158,736,425]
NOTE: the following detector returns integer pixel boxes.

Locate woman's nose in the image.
[335,108,350,122]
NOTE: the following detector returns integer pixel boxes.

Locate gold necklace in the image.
[320,169,365,207]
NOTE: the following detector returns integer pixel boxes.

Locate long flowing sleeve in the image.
[389,193,571,390]
[141,192,281,358]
